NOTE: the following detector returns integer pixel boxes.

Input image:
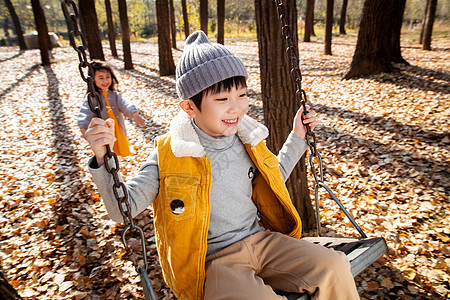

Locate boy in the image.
[85,31,359,299]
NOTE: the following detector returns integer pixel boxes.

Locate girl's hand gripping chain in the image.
[85,117,116,165]
[293,105,317,139]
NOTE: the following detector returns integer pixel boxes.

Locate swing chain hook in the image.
[274,0,366,238]
[60,1,155,298]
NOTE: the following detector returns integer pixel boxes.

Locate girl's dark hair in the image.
[190,76,247,111]
[89,60,119,92]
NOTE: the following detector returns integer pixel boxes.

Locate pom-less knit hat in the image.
[176,30,248,99]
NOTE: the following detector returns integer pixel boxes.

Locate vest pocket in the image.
[162,175,200,221]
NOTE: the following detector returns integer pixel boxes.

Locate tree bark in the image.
[324,0,334,55]
[79,0,105,60]
[30,0,50,65]
[4,0,26,50]
[200,0,208,35]
[181,0,190,38]
[3,17,10,37]
[419,0,429,44]
[169,0,177,48]
[118,0,133,69]
[339,0,348,35]
[303,0,314,42]
[0,265,21,299]
[217,0,225,44]
[105,0,118,57]
[255,0,316,232]
[343,0,396,79]
[390,0,408,64]
[422,0,437,51]
[156,0,176,75]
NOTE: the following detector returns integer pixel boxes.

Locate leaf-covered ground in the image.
[0,36,448,300]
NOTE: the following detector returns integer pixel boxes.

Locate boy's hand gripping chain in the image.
[60,2,157,299]
[274,0,366,238]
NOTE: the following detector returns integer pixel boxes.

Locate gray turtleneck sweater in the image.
[89,118,307,256]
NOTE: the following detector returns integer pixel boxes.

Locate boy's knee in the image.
[327,249,352,274]
[315,246,351,274]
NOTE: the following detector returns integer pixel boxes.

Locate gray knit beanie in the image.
[176,30,248,99]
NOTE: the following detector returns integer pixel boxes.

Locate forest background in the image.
[1,0,449,43]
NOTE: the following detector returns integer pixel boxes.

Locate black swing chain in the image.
[274,0,367,238]
[60,2,157,297]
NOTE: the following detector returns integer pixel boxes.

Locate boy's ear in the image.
[179,99,198,117]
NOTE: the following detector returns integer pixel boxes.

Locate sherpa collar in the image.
[169,112,269,157]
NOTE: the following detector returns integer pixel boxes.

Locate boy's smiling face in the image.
[181,84,249,137]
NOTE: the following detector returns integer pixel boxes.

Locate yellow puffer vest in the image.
[153,131,302,300]
[153,113,301,300]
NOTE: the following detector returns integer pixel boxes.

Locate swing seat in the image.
[276,236,387,299]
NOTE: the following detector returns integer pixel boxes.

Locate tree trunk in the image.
[311,11,316,36]
[391,0,408,64]
[118,0,133,69]
[169,0,177,48]
[303,0,314,42]
[79,0,105,60]
[343,0,396,79]
[217,0,225,44]
[105,0,118,57]
[422,0,437,51]
[3,18,9,37]
[324,0,333,55]
[255,0,316,232]
[181,0,190,38]
[78,4,87,37]
[339,0,348,35]
[419,0,429,44]
[30,0,50,65]
[200,0,208,35]
[0,266,21,299]
[5,0,26,50]
[156,0,176,75]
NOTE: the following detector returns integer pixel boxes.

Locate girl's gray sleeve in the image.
[277,132,308,181]
[88,148,160,223]
[77,100,94,129]
[116,92,138,120]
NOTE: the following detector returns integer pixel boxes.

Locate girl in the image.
[77,60,146,157]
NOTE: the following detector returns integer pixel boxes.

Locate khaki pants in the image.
[204,231,359,300]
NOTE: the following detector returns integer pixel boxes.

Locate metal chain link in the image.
[60,1,156,298]
[274,0,366,238]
